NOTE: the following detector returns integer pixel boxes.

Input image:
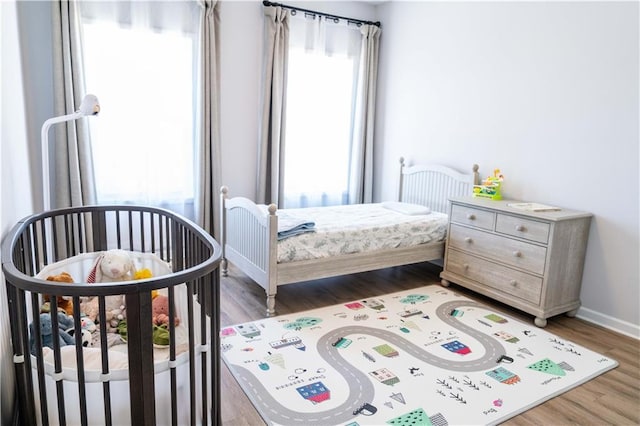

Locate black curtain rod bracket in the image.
[263,0,381,28]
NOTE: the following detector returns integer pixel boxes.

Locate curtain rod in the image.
[262,1,381,28]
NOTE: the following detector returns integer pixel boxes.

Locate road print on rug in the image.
[221,286,618,426]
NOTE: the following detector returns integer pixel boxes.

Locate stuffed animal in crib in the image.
[80,295,126,332]
[86,249,136,331]
[42,272,75,315]
[80,297,100,323]
[67,316,97,347]
[29,312,76,355]
[87,249,137,283]
[134,268,153,280]
[152,294,180,327]
[104,295,127,331]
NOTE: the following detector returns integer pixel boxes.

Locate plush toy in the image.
[80,295,126,332]
[152,294,180,327]
[134,268,153,280]
[104,294,127,331]
[80,316,97,333]
[87,249,137,283]
[85,249,136,331]
[80,297,100,323]
[42,272,75,315]
[29,312,75,355]
[67,316,97,347]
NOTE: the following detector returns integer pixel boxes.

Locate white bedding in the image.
[275,203,448,263]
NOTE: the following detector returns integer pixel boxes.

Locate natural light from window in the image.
[283,48,355,208]
[82,22,195,207]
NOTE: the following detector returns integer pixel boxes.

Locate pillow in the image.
[381,201,431,215]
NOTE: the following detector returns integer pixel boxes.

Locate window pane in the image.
[82,22,195,207]
[283,48,355,208]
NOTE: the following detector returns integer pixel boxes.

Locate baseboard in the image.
[576,307,640,340]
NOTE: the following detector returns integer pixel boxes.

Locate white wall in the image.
[15,0,55,213]
[375,1,639,337]
[219,1,263,199]
[1,1,36,422]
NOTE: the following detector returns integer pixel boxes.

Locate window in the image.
[80,4,199,218]
[282,16,362,208]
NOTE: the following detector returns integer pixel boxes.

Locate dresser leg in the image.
[534,317,548,328]
[440,279,450,287]
[565,308,579,318]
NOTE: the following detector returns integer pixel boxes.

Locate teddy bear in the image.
[29,312,76,355]
[152,294,180,327]
[80,295,126,332]
[80,296,100,323]
[103,294,127,331]
[42,272,75,315]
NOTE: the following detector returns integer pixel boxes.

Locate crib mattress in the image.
[275,203,448,263]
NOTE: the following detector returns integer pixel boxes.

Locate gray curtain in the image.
[195,0,222,237]
[348,24,381,205]
[51,0,96,209]
[256,6,289,205]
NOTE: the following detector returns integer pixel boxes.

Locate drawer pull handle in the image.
[464,237,473,243]
[467,214,476,220]
[510,280,518,286]
[513,251,522,258]
[515,225,526,232]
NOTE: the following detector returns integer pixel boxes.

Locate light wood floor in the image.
[220,263,640,425]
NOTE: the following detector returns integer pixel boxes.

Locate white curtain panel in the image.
[282,14,380,208]
[282,14,361,208]
[257,6,381,209]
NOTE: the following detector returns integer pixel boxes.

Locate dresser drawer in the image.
[445,249,543,305]
[496,214,550,244]
[448,224,547,275]
[450,204,495,230]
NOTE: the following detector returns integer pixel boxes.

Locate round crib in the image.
[1,205,222,425]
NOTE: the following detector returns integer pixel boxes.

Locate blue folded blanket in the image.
[277,213,315,240]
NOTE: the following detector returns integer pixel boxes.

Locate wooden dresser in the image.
[440,197,592,327]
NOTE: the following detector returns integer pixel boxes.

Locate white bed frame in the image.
[220,158,480,316]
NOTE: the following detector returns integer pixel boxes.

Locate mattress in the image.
[275,203,448,263]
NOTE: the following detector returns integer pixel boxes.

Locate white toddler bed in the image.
[220,158,480,315]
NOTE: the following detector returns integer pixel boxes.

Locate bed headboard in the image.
[398,157,480,214]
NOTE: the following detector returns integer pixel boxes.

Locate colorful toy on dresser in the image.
[473,168,504,200]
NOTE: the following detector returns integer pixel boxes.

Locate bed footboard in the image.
[220,187,278,315]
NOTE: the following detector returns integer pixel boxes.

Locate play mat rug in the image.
[221,286,618,426]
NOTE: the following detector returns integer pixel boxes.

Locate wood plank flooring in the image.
[219,262,640,425]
